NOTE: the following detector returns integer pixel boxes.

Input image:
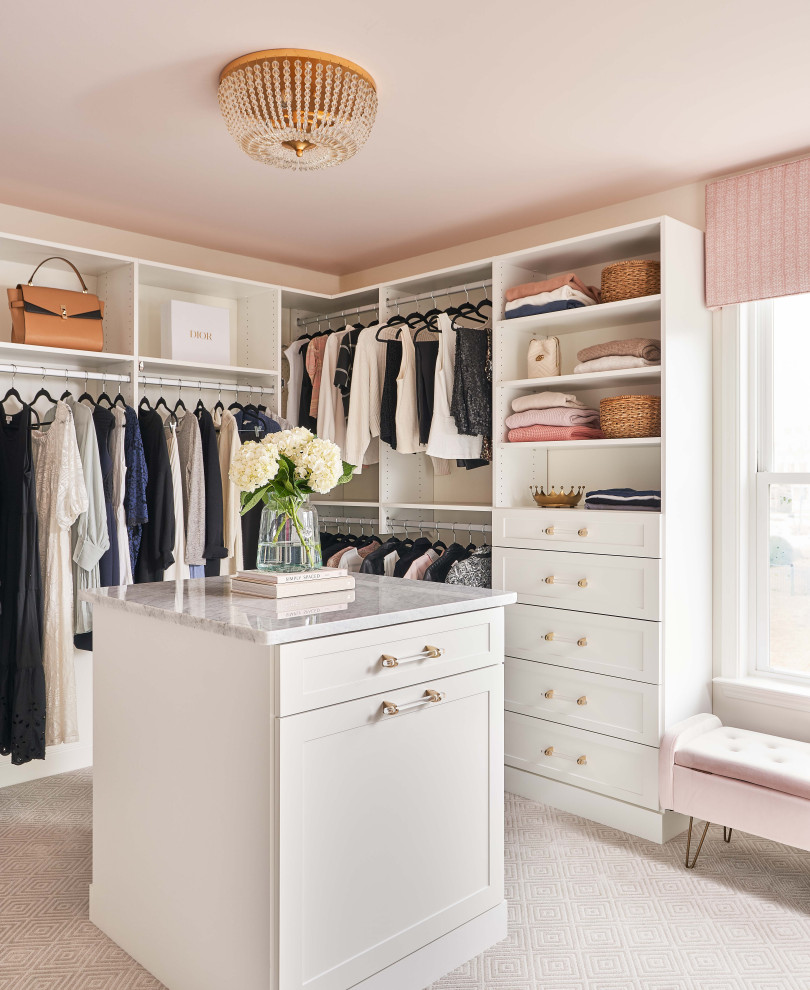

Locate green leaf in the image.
[337,460,356,486]
[240,486,268,516]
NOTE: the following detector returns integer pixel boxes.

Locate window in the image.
[754,295,810,680]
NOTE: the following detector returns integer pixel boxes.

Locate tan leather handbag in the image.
[7,257,104,352]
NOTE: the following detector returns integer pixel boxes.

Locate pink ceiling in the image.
[2,0,809,276]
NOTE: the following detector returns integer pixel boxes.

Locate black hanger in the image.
[113,391,127,408]
[155,396,177,424]
[76,371,96,407]
[172,392,187,416]
[138,395,153,411]
[31,370,59,412]
[228,385,244,413]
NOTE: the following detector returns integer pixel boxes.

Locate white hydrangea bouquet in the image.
[229,428,355,569]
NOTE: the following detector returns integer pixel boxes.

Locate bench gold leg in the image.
[685,816,711,869]
[724,827,733,843]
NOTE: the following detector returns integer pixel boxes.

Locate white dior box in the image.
[161,299,231,364]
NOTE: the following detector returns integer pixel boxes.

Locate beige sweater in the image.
[215,408,243,575]
[344,326,386,471]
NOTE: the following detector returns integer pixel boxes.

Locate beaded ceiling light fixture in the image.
[218,49,378,171]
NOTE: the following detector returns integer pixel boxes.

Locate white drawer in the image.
[493,508,661,557]
[493,547,660,620]
[505,603,660,683]
[505,657,660,745]
[277,610,503,715]
[505,711,659,810]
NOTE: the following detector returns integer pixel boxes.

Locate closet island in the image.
[82,573,515,990]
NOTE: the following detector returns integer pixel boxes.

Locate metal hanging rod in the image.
[319,514,378,527]
[138,375,274,394]
[390,518,492,534]
[0,362,130,384]
[386,279,492,309]
[297,302,379,328]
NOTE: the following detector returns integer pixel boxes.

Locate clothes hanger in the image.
[77,371,96,408]
[60,368,73,402]
[430,521,447,553]
[228,382,244,413]
[172,380,187,417]
[154,378,177,424]
[31,367,59,413]
[213,383,225,418]
[0,364,27,414]
[95,372,115,408]
[194,380,206,414]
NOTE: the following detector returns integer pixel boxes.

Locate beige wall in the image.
[0,180,706,296]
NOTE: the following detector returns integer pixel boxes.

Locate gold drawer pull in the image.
[544,690,588,706]
[380,644,445,668]
[382,689,445,716]
[544,746,587,766]
[544,576,588,588]
[543,633,588,647]
[542,526,589,538]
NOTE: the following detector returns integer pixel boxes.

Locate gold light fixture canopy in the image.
[218,49,378,171]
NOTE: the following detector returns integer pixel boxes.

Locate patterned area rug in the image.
[1,771,809,989]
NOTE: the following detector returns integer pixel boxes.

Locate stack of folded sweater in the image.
[585,488,661,511]
[574,337,660,375]
[505,273,601,320]
[506,391,604,443]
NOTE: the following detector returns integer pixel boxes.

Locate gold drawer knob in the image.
[577,637,588,647]
[544,689,588,705]
[543,746,588,766]
[578,528,588,537]
[380,644,445,669]
[545,526,555,535]
[577,578,588,588]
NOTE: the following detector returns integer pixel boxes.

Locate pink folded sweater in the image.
[508,425,606,443]
[506,273,601,304]
[506,407,600,429]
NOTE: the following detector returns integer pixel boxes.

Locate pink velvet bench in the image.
[659,714,810,868]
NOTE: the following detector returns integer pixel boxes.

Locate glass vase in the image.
[257,499,322,573]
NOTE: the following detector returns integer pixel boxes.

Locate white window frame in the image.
[751,299,810,684]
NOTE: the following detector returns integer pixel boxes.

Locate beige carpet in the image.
[1,771,809,989]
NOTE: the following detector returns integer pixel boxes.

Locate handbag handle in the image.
[27,256,88,293]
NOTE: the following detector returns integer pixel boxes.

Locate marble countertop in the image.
[81,574,516,645]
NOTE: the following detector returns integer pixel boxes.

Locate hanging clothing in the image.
[379,339,402,450]
[414,339,439,446]
[445,545,492,589]
[92,405,120,589]
[283,338,307,426]
[174,412,206,568]
[316,330,348,455]
[451,328,493,463]
[394,330,424,455]
[305,334,329,419]
[31,401,88,746]
[195,406,227,577]
[297,341,317,432]
[344,326,386,471]
[427,315,483,461]
[111,407,133,585]
[123,405,148,575]
[334,326,362,416]
[423,542,470,583]
[67,398,109,635]
[383,549,399,577]
[393,537,432,578]
[403,547,440,580]
[235,408,281,569]
[358,537,399,575]
[0,403,45,765]
[214,407,243,576]
[162,424,189,582]
[135,408,175,583]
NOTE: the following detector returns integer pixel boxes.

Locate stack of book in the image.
[230,568,356,618]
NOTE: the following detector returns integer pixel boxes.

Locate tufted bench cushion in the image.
[674,725,810,800]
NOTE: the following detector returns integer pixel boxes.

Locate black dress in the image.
[93,405,120,588]
[135,408,176,583]
[195,407,228,577]
[0,404,46,764]
[297,342,317,431]
[414,340,439,445]
[379,340,402,449]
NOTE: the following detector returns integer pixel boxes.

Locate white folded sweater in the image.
[573,355,660,375]
[511,390,587,413]
[505,285,596,313]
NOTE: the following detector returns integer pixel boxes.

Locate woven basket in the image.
[600,260,661,303]
[600,395,661,438]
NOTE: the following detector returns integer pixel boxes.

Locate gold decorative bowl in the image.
[530,485,585,508]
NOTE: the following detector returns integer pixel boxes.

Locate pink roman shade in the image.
[705,157,810,309]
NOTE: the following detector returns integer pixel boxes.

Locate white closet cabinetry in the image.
[491,217,712,842]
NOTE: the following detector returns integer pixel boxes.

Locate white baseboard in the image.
[506,766,689,843]
[353,901,508,990]
[0,742,93,790]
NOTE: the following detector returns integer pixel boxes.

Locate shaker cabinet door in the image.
[278,664,503,990]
